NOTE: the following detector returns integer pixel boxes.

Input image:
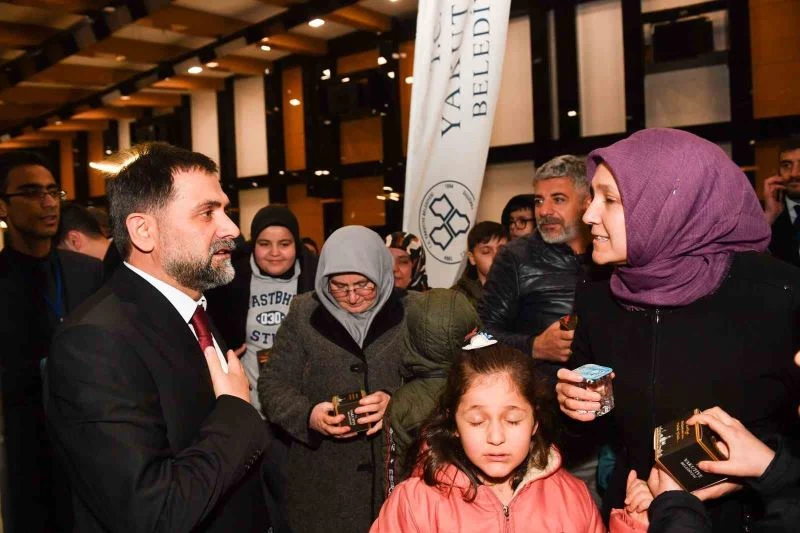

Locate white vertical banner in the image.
[403,0,511,288]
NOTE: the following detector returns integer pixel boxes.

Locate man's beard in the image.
[164,239,236,292]
[536,216,579,244]
[785,177,800,201]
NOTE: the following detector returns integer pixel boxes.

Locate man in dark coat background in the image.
[46,142,270,532]
[764,138,800,267]
[0,151,104,532]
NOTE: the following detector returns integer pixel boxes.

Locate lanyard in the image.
[40,261,64,322]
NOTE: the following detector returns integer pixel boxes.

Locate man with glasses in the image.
[0,151,103,532]
[500,194,536,240]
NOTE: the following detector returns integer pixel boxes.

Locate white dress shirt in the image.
[124,262,228,372]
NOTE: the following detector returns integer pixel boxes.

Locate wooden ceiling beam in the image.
[77,37,190,65]
[214,56,272,76]
[14,131,74,141]
[0,21,58,48]
[28,64,141,87]
[152,75,226,92]
[2,0,110,12]
[41,119,109,132]
[0,103,56,121]
[326,5,391,33]
[137,5,248,39]
[0,140,50,149]
[0,85,94,105]
[107,92,182,108]
[72,107,142,120]
[253,0,303,7]
[261,33,327,56]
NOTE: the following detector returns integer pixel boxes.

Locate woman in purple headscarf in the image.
[555,129,800,531]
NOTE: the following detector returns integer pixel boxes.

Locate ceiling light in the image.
[308,18,325,28]
[387,71,395,79]
[567,110,577,117]
[341,77,350,83]
[321,68,331,80]
[206,61,219,68]
[54,120,63,125]
[264,68,270,75]
[376,195,386,201]
[383,186,393,192]
[377,56,387,65]
[120,95,131,101]
[115,55,126,62]
[187,66,203,74]
[289,98,301,106]
[405,76,413,84]
[105,149,112,155]
[260,45,271,52]
[0,220,7,229]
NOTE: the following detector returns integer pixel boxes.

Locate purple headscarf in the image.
[587,128,770,308]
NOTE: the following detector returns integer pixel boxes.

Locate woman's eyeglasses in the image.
[329,280,376,299]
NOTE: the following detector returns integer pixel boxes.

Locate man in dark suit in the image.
[56,202,123,279]
[764,138,800,267]
[0,151,104,532]
[46,143,270,532]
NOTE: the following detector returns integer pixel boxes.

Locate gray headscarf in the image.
[315,226,395,347]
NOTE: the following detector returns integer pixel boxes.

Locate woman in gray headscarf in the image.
[258,226,408,533]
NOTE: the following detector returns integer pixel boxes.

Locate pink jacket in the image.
[371,447,644,533]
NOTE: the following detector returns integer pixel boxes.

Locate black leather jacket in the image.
[478,233,602,358]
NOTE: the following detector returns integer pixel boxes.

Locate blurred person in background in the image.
[451,221,508,310]
[501,193,535,240]
[385,231,429,291]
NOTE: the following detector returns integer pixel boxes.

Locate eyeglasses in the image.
[2,189,67,202]
[509,216,534,228]
[329,280,376,299]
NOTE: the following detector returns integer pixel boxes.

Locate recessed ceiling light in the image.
[567,110,578,117]
[387,71,395,79]
[308,18,325,28]
[187,66,203,74]
[321,69,331,80]
[54,120,63,125]
[264,68,271,75]
[206,61,219,68]
[377,56,387,65]
[105,149,112,155]
[289,98,301,106]
[115,55,126,62]
[341,77,350,83]
[404,76,413,84]
[260,45,271,52]
[120,95,131,101]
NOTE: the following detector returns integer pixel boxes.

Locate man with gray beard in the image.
[479,155,610,503]
[46,143,271,532]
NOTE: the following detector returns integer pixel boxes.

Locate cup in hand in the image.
[573,364,614,416]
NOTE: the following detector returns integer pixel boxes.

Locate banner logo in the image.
[419,180,475,264]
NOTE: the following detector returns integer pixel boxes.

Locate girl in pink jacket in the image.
[371,344,644,532]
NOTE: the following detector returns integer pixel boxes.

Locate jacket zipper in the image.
[649,309,661,439]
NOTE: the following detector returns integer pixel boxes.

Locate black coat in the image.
[571,252,800,529]
[0,247,103,532]
[206,245,318,349]
[258,290,407,533]
[769,208,800,268]
[46,265,269,532]
[479,232,608,379]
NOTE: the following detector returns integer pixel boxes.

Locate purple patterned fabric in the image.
[587,128,770,308]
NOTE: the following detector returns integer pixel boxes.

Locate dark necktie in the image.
[190,305,215,351]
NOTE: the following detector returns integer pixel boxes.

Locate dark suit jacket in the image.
[46,265,270,533]
[769,207,800,267]
[0,247,103,532]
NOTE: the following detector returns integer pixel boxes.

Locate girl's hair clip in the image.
[462,331,498,351]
